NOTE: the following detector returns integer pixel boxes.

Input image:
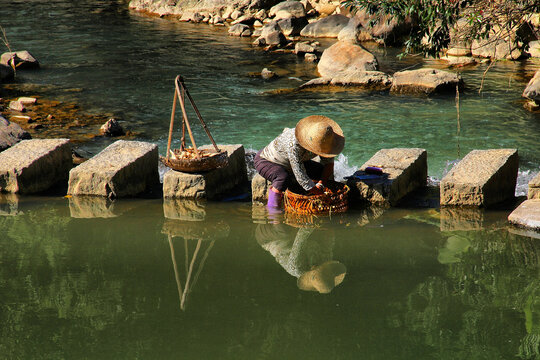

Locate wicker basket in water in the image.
[161,148,228,173]
[284,181,349,215]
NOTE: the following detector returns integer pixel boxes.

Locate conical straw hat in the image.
[295,115,344,158]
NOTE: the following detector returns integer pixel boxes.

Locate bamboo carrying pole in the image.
[165,90,178,160]
[175,76,200,158]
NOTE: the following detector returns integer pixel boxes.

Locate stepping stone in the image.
[508,199,540,231]
[440,149,518,207]
[252,173,270,203]
[529,172,540,199]
[67,140,159,198]
[163,144,248,199]
[0,139,71,194]
[346,148,427,206]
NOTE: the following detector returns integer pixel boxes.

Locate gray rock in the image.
[529,172,540,200]
[300,14,349,38]
[231,14,256,25]
[229,23,252,36]
[294,41,317,55]
[163,144,248,199]
[508,199,540,230]
[527,40,540,58]
[8,101,25,112]
[337,16,362,43]
[300,71,392,90]
[100,118,125,137]
[346,148,427,206]
[0,116,31,151]
[0,64,14,83]
[269,0,306,20]
[68,140,159,198]
[304,53,317,62]
[230,9,243,20]
[277,17,308,36]
[469,24,530,60]
[318,41,378,78]
[353,11,411,44]
[254,21,287,46]
[523,70,540,104]
[0,139,71,194]
[440,55,477,67]
[440,149,519,207]
[391,68,463,95]
[261,67,277,79]
[252,173,270,203]
[0,51,39,69]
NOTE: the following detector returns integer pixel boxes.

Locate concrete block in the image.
[508,199,540,230]
[346,148,427,206]
[252,173,270,203]
[0,139,71,194]
[68,140,159,198]
[440,149,518,207]
[163,144,248,199]
[529,172,540,200]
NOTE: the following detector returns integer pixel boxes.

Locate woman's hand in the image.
[308,181,325,195]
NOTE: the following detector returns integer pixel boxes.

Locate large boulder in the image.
[352,10,411,45]
[346,148,428,206]
[470,24,534,60]
[0,51,39,69]
[269,0,306,20]
[277,17,308,36]
[523,70,540,104]
[440,149,519,207]
[68,140,159,198]
[254,21,287,46]
[163,144,248,199]
[0,116,31,151]
[527,40,540,58]
[300,14,349,38]
[317,41,378,78]
[390,68,463,95]
[228,23,252,37]
[0,139,71,194]
[299,71,392,90]
[337,16,363,43]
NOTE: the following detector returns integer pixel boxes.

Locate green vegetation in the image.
[344,0,540,57]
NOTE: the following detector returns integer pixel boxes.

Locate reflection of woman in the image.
[255,224,346,294]
[254,115,345,208]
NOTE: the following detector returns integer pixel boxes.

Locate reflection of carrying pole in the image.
[167,234,215,311]
[168,234,184,310]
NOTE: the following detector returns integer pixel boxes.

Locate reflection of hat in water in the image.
[297,260,347,294]
[295,115,345,158]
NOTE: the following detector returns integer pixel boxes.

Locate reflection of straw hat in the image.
[297,260,347,294]
[295,115,345,158]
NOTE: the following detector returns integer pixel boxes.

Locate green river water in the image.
[1,0,540,359]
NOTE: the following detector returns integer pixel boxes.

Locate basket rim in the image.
[284,183,350,200]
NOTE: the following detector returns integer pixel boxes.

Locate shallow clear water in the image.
[2,1,540,359]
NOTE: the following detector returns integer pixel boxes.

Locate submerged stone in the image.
[440,149,519,207]
[0,138,71,194]
[68,140,159,198]
[508,199,540,230]
[346,148,427,206]
[163,144,248,199]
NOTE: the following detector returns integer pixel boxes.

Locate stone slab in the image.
[252,173,271,203]
[440,149,518,207]
[0,139,71,194]
[67,140,159,198]
[346,148,427,206]
[508,199,540,230]
[529,172,540,200]
[163,144,248,200]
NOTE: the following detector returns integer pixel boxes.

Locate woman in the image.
[254,115,345,207]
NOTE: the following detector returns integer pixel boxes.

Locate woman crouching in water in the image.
[254,115,345,208]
